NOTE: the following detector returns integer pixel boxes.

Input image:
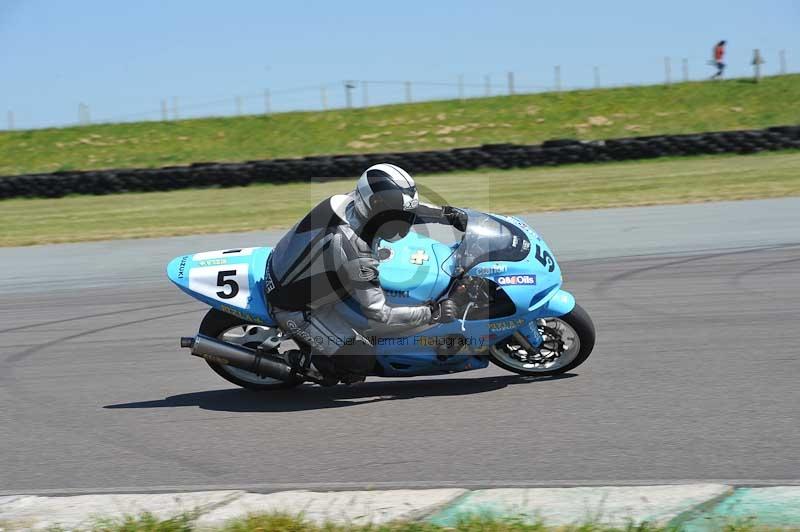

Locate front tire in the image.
[199,309,303,391]
[489,303,595,377]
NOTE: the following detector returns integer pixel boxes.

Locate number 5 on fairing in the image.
[183,261,251,308]
[216,270,239,299]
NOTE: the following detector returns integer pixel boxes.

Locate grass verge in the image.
[35,511,796,531]
[1,151,798,247]
[3,150,799,247]
[0,152,800,246]
[1,75,799,176]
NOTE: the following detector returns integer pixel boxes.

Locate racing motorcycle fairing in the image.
[166,247,277,327]
[373,230,455,304]
[166,209,577,378]
[332,210,577,377]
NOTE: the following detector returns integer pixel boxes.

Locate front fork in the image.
[513,289,575,351]
[513,319,544,352]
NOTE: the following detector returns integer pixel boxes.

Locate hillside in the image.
[1,75,798,177]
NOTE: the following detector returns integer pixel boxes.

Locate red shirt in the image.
[714,45,725,61]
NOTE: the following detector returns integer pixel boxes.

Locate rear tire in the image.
[199,309,303,391]
[489,303,595,377]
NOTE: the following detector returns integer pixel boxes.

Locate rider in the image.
[265,163,466,384]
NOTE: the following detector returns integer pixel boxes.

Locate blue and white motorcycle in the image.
[167,209,595,390]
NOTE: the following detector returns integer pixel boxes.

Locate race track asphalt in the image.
[1,198,798,494]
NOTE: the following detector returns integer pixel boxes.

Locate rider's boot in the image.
[285,350,339,387]
[331,352,372,385]
[289,352,366,386]
[338,373,367,385]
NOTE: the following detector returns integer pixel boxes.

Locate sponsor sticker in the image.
[474,264,507,276]
[410,250,429,265]
[385,289,410,298]
[497,274,537,286]
[177,255,189,279]
[198,258,227,266]
[264,275,275,293]
[488,318,526,331]
[220,304,267,325]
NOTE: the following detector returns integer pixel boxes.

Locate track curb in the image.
[1,485,799,529]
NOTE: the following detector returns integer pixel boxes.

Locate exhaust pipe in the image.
[180,334,295,382]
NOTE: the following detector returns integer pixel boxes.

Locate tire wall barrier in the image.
[1,125,799,200]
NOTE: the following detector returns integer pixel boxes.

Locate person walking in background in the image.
[711,40,726,79]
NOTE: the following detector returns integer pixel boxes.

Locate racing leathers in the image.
[265,192,461,378]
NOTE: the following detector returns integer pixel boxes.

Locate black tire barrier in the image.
[1,125,798,200]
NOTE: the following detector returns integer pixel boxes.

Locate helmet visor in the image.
[365,209,416,243]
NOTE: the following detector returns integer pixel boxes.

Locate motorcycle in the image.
[167,208,595,390]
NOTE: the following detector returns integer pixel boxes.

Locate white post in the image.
[752,49,764,83]
[779,49,787,75]
[7,110,13,130]
[593,66,600,88]
[264,89,272,115]
[458,75,464,101]
[161,99,168,121]
[172,97,179,120]
[682,58,689,82]
[404,81,412,103]
[507,71,515,95]
[554,65,561,91]
[362,81,369,108]
[664,57,672,84]
[484,75,491,96]
[79,103,91,124]
[236,96,243,115]
[344,81,355,108]
[320,86,328,110]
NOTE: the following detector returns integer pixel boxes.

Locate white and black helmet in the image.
[353,163,419,242]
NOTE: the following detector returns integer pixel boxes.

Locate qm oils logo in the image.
[497,274,536,286]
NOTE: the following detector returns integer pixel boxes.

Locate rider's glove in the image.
[430,299,458,324]
[443,206,468,232]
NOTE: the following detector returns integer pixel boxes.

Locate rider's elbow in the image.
[362,305,391,323]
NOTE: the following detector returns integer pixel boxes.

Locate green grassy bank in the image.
[1,75,798,177]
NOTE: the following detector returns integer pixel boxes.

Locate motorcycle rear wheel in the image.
[489,303,595,377]
[199,309,303,391]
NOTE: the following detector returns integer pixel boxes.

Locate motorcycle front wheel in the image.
[199,309,303,391]
[489,303,595,377]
